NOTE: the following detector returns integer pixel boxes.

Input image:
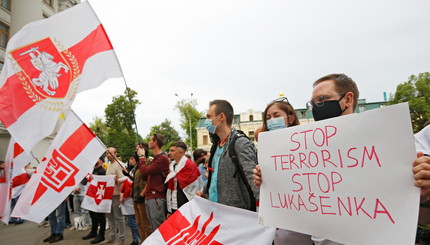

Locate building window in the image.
[301,111,306,118]
[0,0,10,10]
[0,61,4,71]
[203,135,208,145]
[359,106,365,113]
[249,131,255,142]
[0,22,9,49]
[249,115,254,122]
[44,0,54,8]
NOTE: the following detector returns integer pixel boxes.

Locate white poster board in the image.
[258,103,419,245]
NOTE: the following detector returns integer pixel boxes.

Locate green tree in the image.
[89,116,109,145]
[175,98,204,151]
[145,119,181,152]
[389,72,430,132]
[104,88,141,160]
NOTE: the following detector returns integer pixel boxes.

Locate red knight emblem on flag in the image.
[9,38,80,111]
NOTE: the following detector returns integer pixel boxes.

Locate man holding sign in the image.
[254,73,430,244]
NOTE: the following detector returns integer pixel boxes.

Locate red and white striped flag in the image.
[0,1,122,152]
[143,196,276,245]
[165,156,201,213]
[0,139,33,224]
[11,111,106,223]
[81,175,115,213]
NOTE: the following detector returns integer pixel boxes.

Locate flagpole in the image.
[87,1,141,144]
[123,77,141,144]
[30,152,41,165]
[106,150,127,172]
[69,110,126,171]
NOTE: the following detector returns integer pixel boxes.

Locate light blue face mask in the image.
[205,115,220,134]
[267,117,288,131]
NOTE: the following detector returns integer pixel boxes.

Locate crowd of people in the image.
[3,73,430,245]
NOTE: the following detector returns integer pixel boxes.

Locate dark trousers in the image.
[89,211,106,236]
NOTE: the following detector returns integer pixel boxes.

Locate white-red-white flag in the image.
[165,156,201,213]
[0,1,122,152]
[415,125,430,155]
[9,139,34,199]
[0,139,33,224]
[11,111,106,223]
[81,175,115,213]
[143,196,276,245]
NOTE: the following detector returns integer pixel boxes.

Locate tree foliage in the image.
[389,72,430,132]
[175,98,204,151]
[145,119,181,152]
[89,116,109,144]
[104,88,141,160]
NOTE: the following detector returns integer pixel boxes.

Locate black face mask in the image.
[312,95,347,121]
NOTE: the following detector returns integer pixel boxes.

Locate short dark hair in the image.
[209,99,234,126]
[152,133,165,148]
[193,149,207,161]
[314,73,360,110]
[170,141,187,152]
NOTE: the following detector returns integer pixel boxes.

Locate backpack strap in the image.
[206,133,219,192]
[229,130,257,211]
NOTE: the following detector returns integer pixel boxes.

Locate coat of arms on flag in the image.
[81,175,115,213]
[143,196,276,245]
[0,1,122,152]
[10,37,78,102]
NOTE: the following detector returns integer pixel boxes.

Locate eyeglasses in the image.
[306,93,345,109]
[274,97,289,103]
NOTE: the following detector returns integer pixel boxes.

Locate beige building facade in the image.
[196,109,264,151]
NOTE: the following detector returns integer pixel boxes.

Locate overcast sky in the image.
[72,0,430,138]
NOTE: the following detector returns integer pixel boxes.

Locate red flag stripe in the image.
[11,173,30,188]
[0,74,35,127]
[59,124,95,161]
[66,24,114,74]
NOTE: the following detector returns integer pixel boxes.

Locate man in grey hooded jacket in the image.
[197,99,259,211]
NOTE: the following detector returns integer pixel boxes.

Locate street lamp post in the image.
[175,93,193,153]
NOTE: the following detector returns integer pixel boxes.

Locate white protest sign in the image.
[258,103,419,245]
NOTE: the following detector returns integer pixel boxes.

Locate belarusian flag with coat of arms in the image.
[143,196,276,245]
[0,1,122,152]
